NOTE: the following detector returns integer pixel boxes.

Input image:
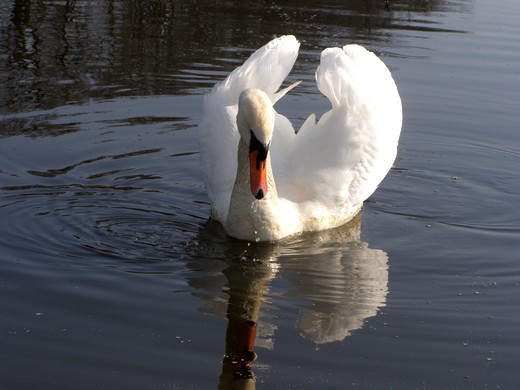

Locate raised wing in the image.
[198,36,300,222]
[285,45,402,208]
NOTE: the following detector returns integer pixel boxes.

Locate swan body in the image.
[198,35,402,241]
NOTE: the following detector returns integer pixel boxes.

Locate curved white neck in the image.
[225,139,280,241]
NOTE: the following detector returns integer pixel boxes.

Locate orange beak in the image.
[238,320,257,354]
[249,150,267,199]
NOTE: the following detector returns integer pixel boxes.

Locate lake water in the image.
[1,0,519,388]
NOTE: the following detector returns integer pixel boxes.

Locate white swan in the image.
[198,35,402,241]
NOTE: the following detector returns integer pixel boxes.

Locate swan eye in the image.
[249,130,269,167]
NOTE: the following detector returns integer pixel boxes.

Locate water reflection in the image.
[187,216,388,388]
[1,0,471,119]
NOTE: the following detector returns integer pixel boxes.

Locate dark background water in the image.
[1,0,519,388]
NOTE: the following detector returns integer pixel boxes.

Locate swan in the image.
[198,35,402,241]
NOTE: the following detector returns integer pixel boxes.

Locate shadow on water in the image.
[186,215,388,388]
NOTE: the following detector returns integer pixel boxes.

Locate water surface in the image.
[1,0,519,388]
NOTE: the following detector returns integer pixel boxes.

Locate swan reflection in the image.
[188,215,388,388]
[283,230,388,344]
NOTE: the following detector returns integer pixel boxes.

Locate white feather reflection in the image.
[284,238,388,344]
[188,215,388,345]
[187,216,388,388]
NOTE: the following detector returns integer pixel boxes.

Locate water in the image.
[1,0,519,388]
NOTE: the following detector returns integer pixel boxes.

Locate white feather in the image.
[197,36,402,241]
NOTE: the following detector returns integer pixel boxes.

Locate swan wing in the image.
[198,35,300,222]
[287,45,402,209]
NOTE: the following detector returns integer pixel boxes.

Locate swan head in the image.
[237,89,275,200]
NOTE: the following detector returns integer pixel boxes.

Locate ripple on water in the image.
[372,141,520,239]
[0,94,209,274]
[0,182,206,273]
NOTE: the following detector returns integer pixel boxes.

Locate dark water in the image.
[1,0,519,388]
